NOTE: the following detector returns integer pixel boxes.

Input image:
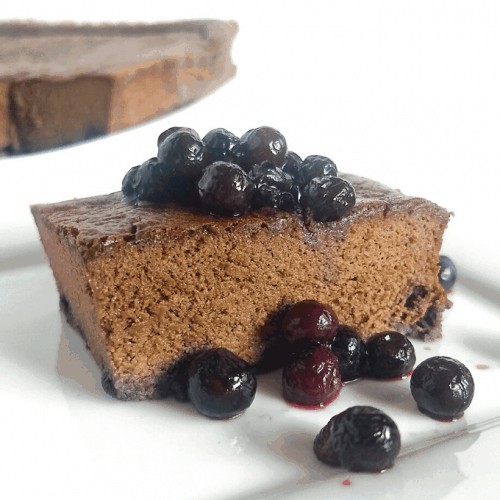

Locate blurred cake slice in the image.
[0,20,237,155]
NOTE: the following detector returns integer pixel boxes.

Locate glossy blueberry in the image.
[296,155,337,189]
[157,126,200,148]
[198,161,255,216]
[410,356,474,420]
[302,176,356,222]
[236,126,288,171]
[282,151,303,178]
[314,406,401,472]
[128,157,177,203]
[283,344,342,407]
[327,325,366,382]
[438,255,458,291]
[188,348,257,419]
[203,128,240,165]
[281,300,340,344]
[157,130,207,181]
[249,161,299,211]
[121,165,141,201]
[364,331,416,379]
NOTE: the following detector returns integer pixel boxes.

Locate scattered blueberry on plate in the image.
[314,406,401,472]
[187,348,257,419]
[410,356,474,421]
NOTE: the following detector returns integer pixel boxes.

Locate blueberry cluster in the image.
[122,126,356,221]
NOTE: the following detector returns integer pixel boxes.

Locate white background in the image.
[1,1,500,499]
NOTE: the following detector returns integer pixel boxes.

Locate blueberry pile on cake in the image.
[31,126,452,400]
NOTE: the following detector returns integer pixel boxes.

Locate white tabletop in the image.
[1,2,500,499]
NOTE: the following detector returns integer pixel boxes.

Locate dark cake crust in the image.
[32,173,452,400]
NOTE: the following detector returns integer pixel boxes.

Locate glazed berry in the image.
[203,128,240,165]
[157,130,207,182]
[249,161,299,211]
[121,165,141,201]
[157,126,200,148]
[282,151,303,178]
[296,155,338,189]
[313,406,401,472]
[364,332,416,379]
[327,325,366,382]
[281,300,339,344]
[283,344,342,407]
[237,126,288,170]
[302,176,356,222]
[198,161,255,216]
[438,255,457,291]
[187,348,257,419]
[128,157,176,203]
[410,356,474,421]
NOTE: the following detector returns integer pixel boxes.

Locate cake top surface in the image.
[0,20,237,79]
[31,172,449,251]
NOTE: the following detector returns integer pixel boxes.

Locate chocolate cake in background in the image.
[31,173,451,400]
[0,20,237,156]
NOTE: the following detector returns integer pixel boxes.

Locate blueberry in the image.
[296,155,337,189]
[236,126,288,171]
[314,406,401,472]
[410,356,474,421]
[121,165,141,201]
[188,348,257,419]
[157,127,200,148]
[157,130,207,182]
[203,128,240,165]
[438,255,457,291]
[282,344,342,407]
[327,325,366,382]
[249,161,299,211]
[364,332,416,379]
[282,151,303,179]
[198,161,255,216]
[133,158,173,203]
[302,176,356,221]
[281,300,340,345]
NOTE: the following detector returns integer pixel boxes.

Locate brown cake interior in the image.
[31,174,451,400]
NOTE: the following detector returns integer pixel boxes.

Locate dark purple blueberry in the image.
[282,151,303,178]
[438,255,457,291]
[296,155,337,188]
[187,348,257,419]
[410,356,474,420]
[203,128,240,165]
[281,300,339,344]
[365,332,416,379]
[302,176,356,222]
[133,157,176,203]
[236,126,288,171]
[198,161,255,216]
[327,325,366,382]
[121,165,141,201]
[157,126,200,148]
[314,406,401,472]
[283,344,342,407]
[157,130,207,182]
[249,161,299,211]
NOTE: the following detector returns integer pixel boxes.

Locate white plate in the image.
[1,261,500,500]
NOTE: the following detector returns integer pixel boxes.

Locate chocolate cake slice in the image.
[0,20,237,155]
[31,174,451,400]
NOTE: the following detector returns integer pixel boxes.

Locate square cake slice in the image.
[31,173,451,400]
